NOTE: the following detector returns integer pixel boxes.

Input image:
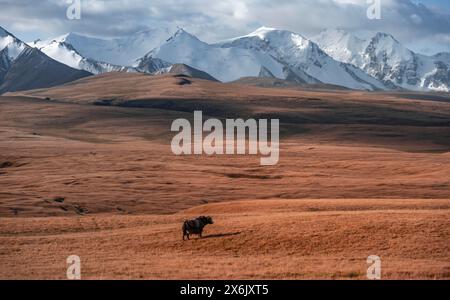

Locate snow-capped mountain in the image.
[1,26,28,81]
[29,39,134,74]
[216,27,386,90]
[32,28,175,67]
[313,29,450,91]
[310,29,368,68]
[0,26,92,94]
[433,52,450,67]
[0,47,91,94]
[0,48,11,82]
[137,28,289,82]
[2,24,449,92]
[0,27,27,62]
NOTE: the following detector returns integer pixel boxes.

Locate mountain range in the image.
[1,25,449,93]
[0,27,91,94]
[215,27,385,90]
[312,29,450,91]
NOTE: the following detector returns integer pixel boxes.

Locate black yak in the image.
[182,216,213,240]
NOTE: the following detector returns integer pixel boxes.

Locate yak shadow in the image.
[202,232,241,239]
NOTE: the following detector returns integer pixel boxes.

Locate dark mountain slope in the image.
[0,47,91,94]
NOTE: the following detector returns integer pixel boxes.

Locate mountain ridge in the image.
[30,39,135,74]
[0,26,92,94]
[0,47,91,94]
[216,27,387,90]
[2,25,450,92]
[137,28,288,82]
[312,29,450,91]
[31,28,176,66]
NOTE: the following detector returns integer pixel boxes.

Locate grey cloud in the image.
[0,0,449,54]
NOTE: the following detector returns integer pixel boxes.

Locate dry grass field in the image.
[1,199,449,279]
[0,73,449,279]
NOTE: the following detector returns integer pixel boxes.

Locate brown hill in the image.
[167,63,219,81]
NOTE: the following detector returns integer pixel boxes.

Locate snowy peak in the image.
[0,48,91,94]
[313,29,413,64]
[0,37,91,94]
[224,27,311,50]
[313,28,348,43]
[172,27,190,37]
[218,28,326,73]
[367,32,414,63]
[372,32,397,41]
[165,28,204,46]
[30,37,134,74]
[312,29,367,64]
[32,32,90,49]
[238,26,312,49]
[31,32,112,61]
[244,26,278,39]
[138,28,205,68]
[432,52,450,66]
[0,26,13,38]
[0,26,28,61]
[33,39,82,69]
[31,27,176,66]
[138,28,288,82]
[2,24,449,92]
[218,27,385,90]
[312,29,449,91]
[56,32,83,43]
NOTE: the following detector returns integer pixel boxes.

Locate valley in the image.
[0,74,449,279]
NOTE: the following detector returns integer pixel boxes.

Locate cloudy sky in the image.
[0,0,449,55]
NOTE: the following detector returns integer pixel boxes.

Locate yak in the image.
[182,216,214,240]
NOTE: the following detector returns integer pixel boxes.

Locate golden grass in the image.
[0,74,449,279]
[0,199,448,279]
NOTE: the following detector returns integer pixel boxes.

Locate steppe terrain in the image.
[0,73,449,279]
